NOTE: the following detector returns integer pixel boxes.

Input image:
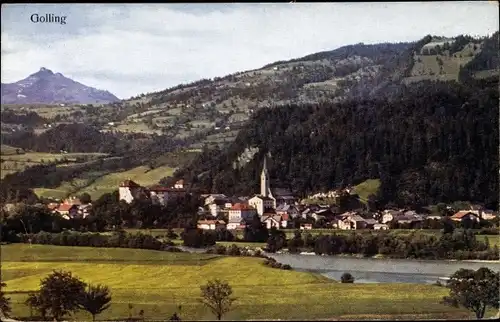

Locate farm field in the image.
[1,244,472,321]
[34,165,176,201]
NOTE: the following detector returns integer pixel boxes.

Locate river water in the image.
[266,253,500,284]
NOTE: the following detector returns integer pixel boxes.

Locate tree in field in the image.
[199,279,236,320]
[266,227,286,253]
[33,270,87,320]
[0,282,11,317]
[442,267,500,319]
[77,284,112,321]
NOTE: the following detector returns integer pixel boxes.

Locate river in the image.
[266,253,500,284]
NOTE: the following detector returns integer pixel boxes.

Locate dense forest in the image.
[0,123,148,154]
[174,77,499,209]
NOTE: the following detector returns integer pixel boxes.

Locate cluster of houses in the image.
[193,159,498,231]
[47,196,92,220]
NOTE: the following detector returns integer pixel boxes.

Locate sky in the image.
[1,2,498,99]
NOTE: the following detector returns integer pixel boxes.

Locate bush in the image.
[215,245,228,254]
[271,262,283,269]
[282,264,292,270]
[166,229,179,239]
[227,244,241,256]
[340,272,355,283]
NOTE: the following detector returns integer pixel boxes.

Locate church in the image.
[248,156,297,215]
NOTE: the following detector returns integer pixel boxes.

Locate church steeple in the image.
[260,156,270,197]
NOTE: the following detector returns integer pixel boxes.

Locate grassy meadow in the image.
[352,179,381,203]
[1,244,474,321]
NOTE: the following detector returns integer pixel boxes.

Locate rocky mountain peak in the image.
[1,68,119,105]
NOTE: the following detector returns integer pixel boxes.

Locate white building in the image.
[228,203,256,222]
[174,179,185,189]
[248,195,274,216]
[118,179,144,204]
[261,214,287,229]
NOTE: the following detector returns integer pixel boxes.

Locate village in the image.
[35,157,498,232]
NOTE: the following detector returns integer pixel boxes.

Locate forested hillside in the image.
[173,76,499,209]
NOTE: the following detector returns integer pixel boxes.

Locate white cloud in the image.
[1,2,498,99]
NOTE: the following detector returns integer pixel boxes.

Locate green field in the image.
[34,165,176,201]
[352,179,381,203]
[1,244,473,321]
[405,42,481,84]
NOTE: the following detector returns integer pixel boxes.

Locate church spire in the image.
[260,155,270,197]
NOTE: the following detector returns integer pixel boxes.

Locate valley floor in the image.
[1,244,489,321]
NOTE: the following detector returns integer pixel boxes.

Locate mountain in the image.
[102,33,498,150]
[1,67,119,104]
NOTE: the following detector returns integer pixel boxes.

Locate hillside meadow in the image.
[1,244,476,320]
[33,165,176,200]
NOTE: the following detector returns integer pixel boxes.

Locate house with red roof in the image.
[450,211,480,222]
[54,203,79,219]
[228,203,256,222]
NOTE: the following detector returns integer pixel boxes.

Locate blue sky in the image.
[1,2,498,99]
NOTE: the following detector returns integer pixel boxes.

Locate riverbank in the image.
[265,252,500,285]
[287,249,500,263]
